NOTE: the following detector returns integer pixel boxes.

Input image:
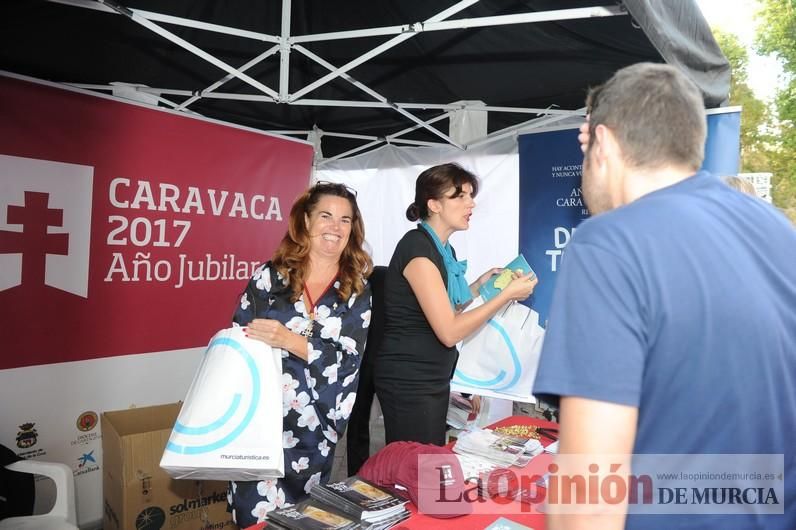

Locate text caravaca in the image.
[104,178,283,288]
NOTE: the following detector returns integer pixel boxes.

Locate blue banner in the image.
[518,129,589,327]
[518,111,740,326]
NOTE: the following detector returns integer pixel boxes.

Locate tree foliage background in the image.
[713,0,795,222]
[756,0,796,221]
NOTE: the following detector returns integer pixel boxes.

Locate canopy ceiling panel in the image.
[0,0,729,159]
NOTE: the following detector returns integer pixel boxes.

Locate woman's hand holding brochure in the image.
[479,254,538,303]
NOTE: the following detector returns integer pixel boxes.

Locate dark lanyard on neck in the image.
[302,274,338,324]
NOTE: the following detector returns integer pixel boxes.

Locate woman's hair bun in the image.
[405,202,420,221]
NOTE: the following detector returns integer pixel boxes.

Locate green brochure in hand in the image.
[478,254,535,302]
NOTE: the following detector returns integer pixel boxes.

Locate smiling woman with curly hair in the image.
[228,181,373,527]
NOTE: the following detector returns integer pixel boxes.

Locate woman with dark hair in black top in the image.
[374,163,537,445]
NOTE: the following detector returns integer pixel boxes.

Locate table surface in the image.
[246,415,557,530]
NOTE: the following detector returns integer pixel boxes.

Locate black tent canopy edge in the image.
[0,0,729,160]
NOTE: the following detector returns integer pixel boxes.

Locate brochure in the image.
[310,476,408,523]
[266,498,365,530]
[479,255,535,302]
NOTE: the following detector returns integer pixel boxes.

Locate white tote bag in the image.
[451,300,545,402]
[160,327,284,480]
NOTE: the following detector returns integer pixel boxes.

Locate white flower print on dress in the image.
[320,316,342,341]
[322,425,338,444]
[339,335,357,355]
[250,486,286,520]
[342,369,358,388]
[297,405,320,431]
[315,305,331,320]
[348,292,357,308]
[304,471,322,494]
[229,260,374,522]
[254,266,272,292]
[282,374,301,417]
[285,315,308,334]
[239,293,251,311]
[282,373,299,394]
[291,456,309,473]
[307,343,322,364]
[283,430,299,449]
[288,391,310,413]
[318,439,330,457]
[304,368,319,400]
[322,363,339,384]
[251,501,270,522]
[256,479,277,499]
[337,392,357,420]
[276,491,288,509]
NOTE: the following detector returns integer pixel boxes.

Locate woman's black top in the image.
[376,227,459,387]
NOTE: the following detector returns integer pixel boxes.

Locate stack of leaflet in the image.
[266,499,367,530]
[310,476,410,529]
[453,428,543,468]
[455,452,501,480]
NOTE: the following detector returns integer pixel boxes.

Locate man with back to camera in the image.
[533,62,795,529]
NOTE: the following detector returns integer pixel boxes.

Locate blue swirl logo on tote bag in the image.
[166,335,261,454]
[454,318,522,391]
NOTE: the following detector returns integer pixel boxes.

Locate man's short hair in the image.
[587,62,707,171]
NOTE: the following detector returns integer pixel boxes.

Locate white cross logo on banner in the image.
[0,154,93,297]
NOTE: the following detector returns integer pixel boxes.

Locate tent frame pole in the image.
[46,0,624,159]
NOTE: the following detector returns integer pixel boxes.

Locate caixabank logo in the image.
[74,449,99,477]
[0,154,93,296]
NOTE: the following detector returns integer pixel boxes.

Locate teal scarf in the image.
[419,221,472,308]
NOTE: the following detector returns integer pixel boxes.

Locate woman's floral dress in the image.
[227,261,372,527]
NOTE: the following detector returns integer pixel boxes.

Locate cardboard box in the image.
[102,403,235,530]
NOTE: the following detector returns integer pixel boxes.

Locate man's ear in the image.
[593,124,620,164]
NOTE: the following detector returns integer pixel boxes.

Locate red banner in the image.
[0,76,313,369]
